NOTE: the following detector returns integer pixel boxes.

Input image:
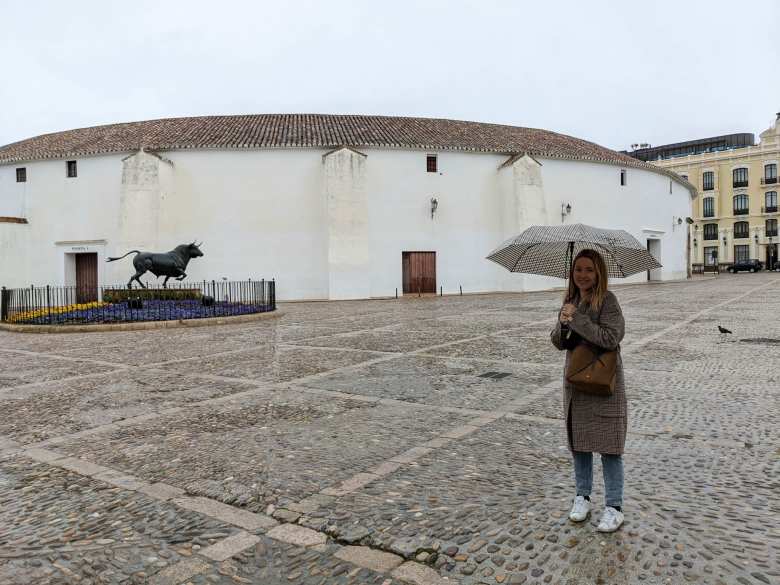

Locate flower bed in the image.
[11,299,272,325]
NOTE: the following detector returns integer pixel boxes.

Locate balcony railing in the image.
[767,230,779,237]
[703,211,715,218]
[733,180,749,188]
[761,177,778,185]
[702,184,714,191]
[763,206,778,213]
[733,208,749,215]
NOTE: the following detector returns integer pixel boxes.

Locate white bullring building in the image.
[0,114,695,300]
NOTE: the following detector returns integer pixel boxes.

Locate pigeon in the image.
[718,325,732,334]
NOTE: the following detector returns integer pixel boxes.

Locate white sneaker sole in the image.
[596,521,623,532]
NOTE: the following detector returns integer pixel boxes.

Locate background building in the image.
[628,113,780,272]
[0,114,694,300]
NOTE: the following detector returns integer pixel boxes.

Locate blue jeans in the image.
[573,450,624,508]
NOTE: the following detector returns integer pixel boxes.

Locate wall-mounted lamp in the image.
[430,197,438,219]
[722,236,727,245]
[561,203,572,222]
[693,237,698,247]
[754,233,759,243]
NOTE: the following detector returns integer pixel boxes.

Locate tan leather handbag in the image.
[566,343,617,395]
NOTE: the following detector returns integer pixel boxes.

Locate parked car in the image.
[728,259,764,273]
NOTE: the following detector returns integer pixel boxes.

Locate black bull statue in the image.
[107,242,204,288]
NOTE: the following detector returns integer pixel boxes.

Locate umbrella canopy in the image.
[486,223,662,279]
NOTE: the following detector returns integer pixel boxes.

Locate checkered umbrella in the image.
[486,223,662,279]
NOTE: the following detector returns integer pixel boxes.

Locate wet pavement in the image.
[0,273,778,585]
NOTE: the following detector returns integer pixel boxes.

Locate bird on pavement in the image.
[718,325,732,334]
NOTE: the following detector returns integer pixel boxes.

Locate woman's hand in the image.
[559,303,577,323]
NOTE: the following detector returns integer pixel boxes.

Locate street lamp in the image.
[561,203,572,223]
[430,197,438,219]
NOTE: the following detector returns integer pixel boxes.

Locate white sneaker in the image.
[596,506,624,532]
[568,495,591,522]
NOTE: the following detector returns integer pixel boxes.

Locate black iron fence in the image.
[1,279,275,325]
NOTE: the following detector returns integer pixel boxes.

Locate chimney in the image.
[776,112,780,121]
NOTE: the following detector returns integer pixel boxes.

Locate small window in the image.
[703,223,719,240]
[733,194,749,215]
[66,160,77,178]
[702,171,714,191]
[734,244,750,263]
[16,168,26,183]
[620,169,626,186]
[681,174,688,181]
[766,191,778,212]
[767,219,778,237]
[765,163,777,180]
[733,221,749,239]
[733,167,748,188]
[426,154,437,173]
[703,197,715,218]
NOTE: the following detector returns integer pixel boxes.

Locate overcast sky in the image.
[2,0,778,151]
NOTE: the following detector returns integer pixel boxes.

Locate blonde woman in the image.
[550,249,627,532]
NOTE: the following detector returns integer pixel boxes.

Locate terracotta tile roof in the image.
[0,114,694,191]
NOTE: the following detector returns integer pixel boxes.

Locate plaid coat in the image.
[550,290,626,455]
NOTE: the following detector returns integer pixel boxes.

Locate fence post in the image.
[271,278,276,310]
[46,285,52,324]
[0,287,7,322]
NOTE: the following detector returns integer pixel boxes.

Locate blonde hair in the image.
[564,249,609,311]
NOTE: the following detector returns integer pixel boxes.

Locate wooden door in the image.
[402,252,436,294]
[75,253,98,303]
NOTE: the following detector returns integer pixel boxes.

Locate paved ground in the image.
[0,274,778,585]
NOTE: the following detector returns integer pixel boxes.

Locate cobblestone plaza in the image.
[1,274,778,585]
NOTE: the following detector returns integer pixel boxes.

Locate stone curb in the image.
[199,531,262,562]
[147,558,211,585]
[0,309,283,334]
[334,545,404,572]
[173,496,278,532]
[266,524,328,548]
[392,561,458,584]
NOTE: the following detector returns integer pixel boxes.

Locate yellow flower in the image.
[9,301,108,323]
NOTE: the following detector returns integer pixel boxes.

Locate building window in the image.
[426,155,437,173]
[66,160,77,178]
[733,194,749,215]
[16,168,26,183]
[703,197,715,218]
[702,171,714,191]
[681,174,688,181]
[767,219,778,237]
[766,191,778,213]
[703,223,719,240]
[704,247,718,266]
[620,169,626,186]
[734,244,750,263]
[764,163,778,184]
[733,167,748,188]
[733,221,749,239]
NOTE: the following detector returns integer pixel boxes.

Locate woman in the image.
[550,249,626,532]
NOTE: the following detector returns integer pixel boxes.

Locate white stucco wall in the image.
[0,146,693,298]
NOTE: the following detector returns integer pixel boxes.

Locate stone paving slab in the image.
[300,354,559,410]
[0,456,238,585]
[422,330,565,365]
[0,369,257,444]
[0,351,117,388]
[162,344,387,382]
[0,275,779,584]
[54,389,473,510]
